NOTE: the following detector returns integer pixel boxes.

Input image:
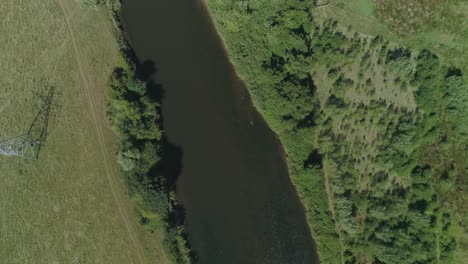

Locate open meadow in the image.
[0,0,168,263]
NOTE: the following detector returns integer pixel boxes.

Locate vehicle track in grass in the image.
[56,0,147,263]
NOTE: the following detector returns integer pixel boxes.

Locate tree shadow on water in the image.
[134,57,198,261]
[136,59,165,102]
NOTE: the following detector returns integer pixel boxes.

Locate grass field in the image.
[0,0,168,263]
[316,0,468,70]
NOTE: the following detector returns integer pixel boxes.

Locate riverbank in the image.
[120,0,319,263]
[199,1,324,260]
[204,1,339,262]
[99,2,193,263]
[205,1,465,263]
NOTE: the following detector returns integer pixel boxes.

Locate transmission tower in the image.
[0,87,55,160]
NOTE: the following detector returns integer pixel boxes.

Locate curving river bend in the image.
[121,1,319,263]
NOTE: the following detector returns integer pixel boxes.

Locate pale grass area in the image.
[315,0,468,71]
[344,48,417,111]
[0,0,167,263]
[313,36,417,191]
[322,158,337,221]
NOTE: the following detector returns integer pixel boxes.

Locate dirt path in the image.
[56,0,146,263]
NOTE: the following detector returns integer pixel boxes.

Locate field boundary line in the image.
[56,0,146,263]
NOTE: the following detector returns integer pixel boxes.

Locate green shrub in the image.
[107,65,191,263]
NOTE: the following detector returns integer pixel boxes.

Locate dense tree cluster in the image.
[108,66,191,264]
[109,67,167,217]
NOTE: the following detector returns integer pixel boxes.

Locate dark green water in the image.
[121,1,319,263]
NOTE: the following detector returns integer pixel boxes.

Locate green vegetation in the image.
[109,66,165,226]
[207,0,467,263]
[79,0,119,10]
[107,62,191,264]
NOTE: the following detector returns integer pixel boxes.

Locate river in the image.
[121,1,319,263]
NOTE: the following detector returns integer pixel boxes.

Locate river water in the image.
[121,1,318,263]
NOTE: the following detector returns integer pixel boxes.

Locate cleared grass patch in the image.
[334,0,375,17]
